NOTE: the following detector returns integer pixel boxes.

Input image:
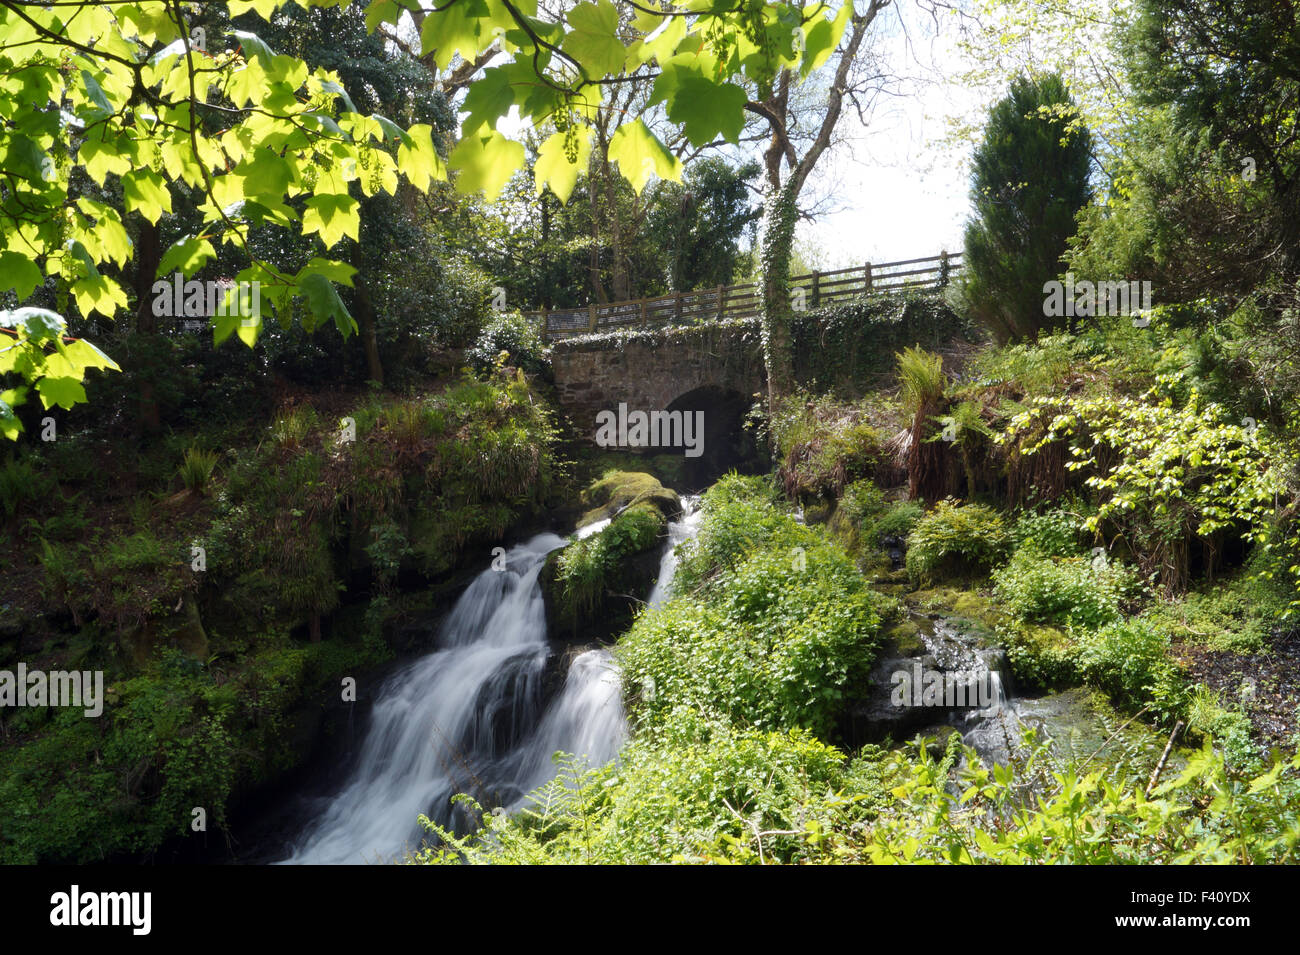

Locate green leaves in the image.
[608,119,682,193]
[449,129,525,200]
[302,194,361,249]
[0,253,42,300]
[563,1,627,77]
[535,129,592,204]
[121,169,173,223]
[651,63,749,145]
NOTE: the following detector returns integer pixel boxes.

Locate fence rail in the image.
[523,251,961,341]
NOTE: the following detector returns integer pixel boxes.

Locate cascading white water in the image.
[280,526,621,865]
[276,501,704,866]
[645,495,703,608]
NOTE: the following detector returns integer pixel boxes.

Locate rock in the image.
[541,499,670,644]
[119,594,209,667]
[577,471,682,525]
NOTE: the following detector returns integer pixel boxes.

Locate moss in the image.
[543,500,668,642]
[578,470,681,526]
[882,618,926,657]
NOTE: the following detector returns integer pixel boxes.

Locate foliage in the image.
[468,311,548,378]
[0,628,387,863]
[788,295,972,400]
[993,549,1136,630]
[771,393,893,501]
[905,499,1013,582]
[0,455,54,520]
[999,376,1286,592]
[0,0,853,428]
[553,502,664,619]
[178,447,220,495]
[841,734,1300,864]
[833,479,923,561]
[958,73,1093,342]
[1075,618,1188,720]
[1011,505,1088,558]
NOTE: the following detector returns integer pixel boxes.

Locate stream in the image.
[275,499,703,864]
[269,491,1159,863]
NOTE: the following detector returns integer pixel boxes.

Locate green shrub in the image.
[992,550,1136,629]
[839,481,923,547]
[1002,622,1078,689]
[468,311,548,377]
[1186,684,1257,765]
[555,502,664,616]
[905,499,1012,582]
[619,520,880,738]
[1012,506,1085,558]
[1076,619,1187,720]
[417,712,868,865]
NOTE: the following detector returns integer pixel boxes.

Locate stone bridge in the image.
[550,320,766,483]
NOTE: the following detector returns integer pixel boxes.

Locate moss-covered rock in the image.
[542,500,669,643]
[577,471,681,527]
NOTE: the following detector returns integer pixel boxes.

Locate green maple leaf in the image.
[562,0,627,78]
[302,193,360,248]
[449,130,524,200]
[607,119,682,193]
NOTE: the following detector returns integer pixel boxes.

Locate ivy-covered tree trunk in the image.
[759,180,798,405]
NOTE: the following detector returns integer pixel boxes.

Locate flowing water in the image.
[279,523,619,864]
[278,503,703,865]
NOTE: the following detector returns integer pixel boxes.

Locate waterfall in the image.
[645,495,702,608]
[279,529,621,865]
[276,501,701,865]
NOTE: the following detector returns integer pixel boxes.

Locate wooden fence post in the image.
[640,298,647,325]
[717,284,725,320]
[588,302,597,332]
[674,291,682,323]
[864,262,873,293]
[812,270,820,308]
[939,250,950,288]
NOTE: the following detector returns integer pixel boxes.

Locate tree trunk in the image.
[133,219,162,435]
[759,179,799,405]
[352,275,384,386]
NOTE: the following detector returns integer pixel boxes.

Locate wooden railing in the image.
[522,251,961,341]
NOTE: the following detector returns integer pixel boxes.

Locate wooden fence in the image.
[522,251,961,341]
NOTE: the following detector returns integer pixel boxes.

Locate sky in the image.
[792,3,987,269]
[433,2,998,273]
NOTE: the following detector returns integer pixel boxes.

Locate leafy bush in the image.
[770,393,894,500]
[555,502,664,617]
[1076,619,1187,720]
[620,508,880,738]
[905,499,1012,582]
[1011,506,1086,559]
[468,311,548,377]
[999,379,1286,593]
[834,734,1300,863]
[992,550,1136,630]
